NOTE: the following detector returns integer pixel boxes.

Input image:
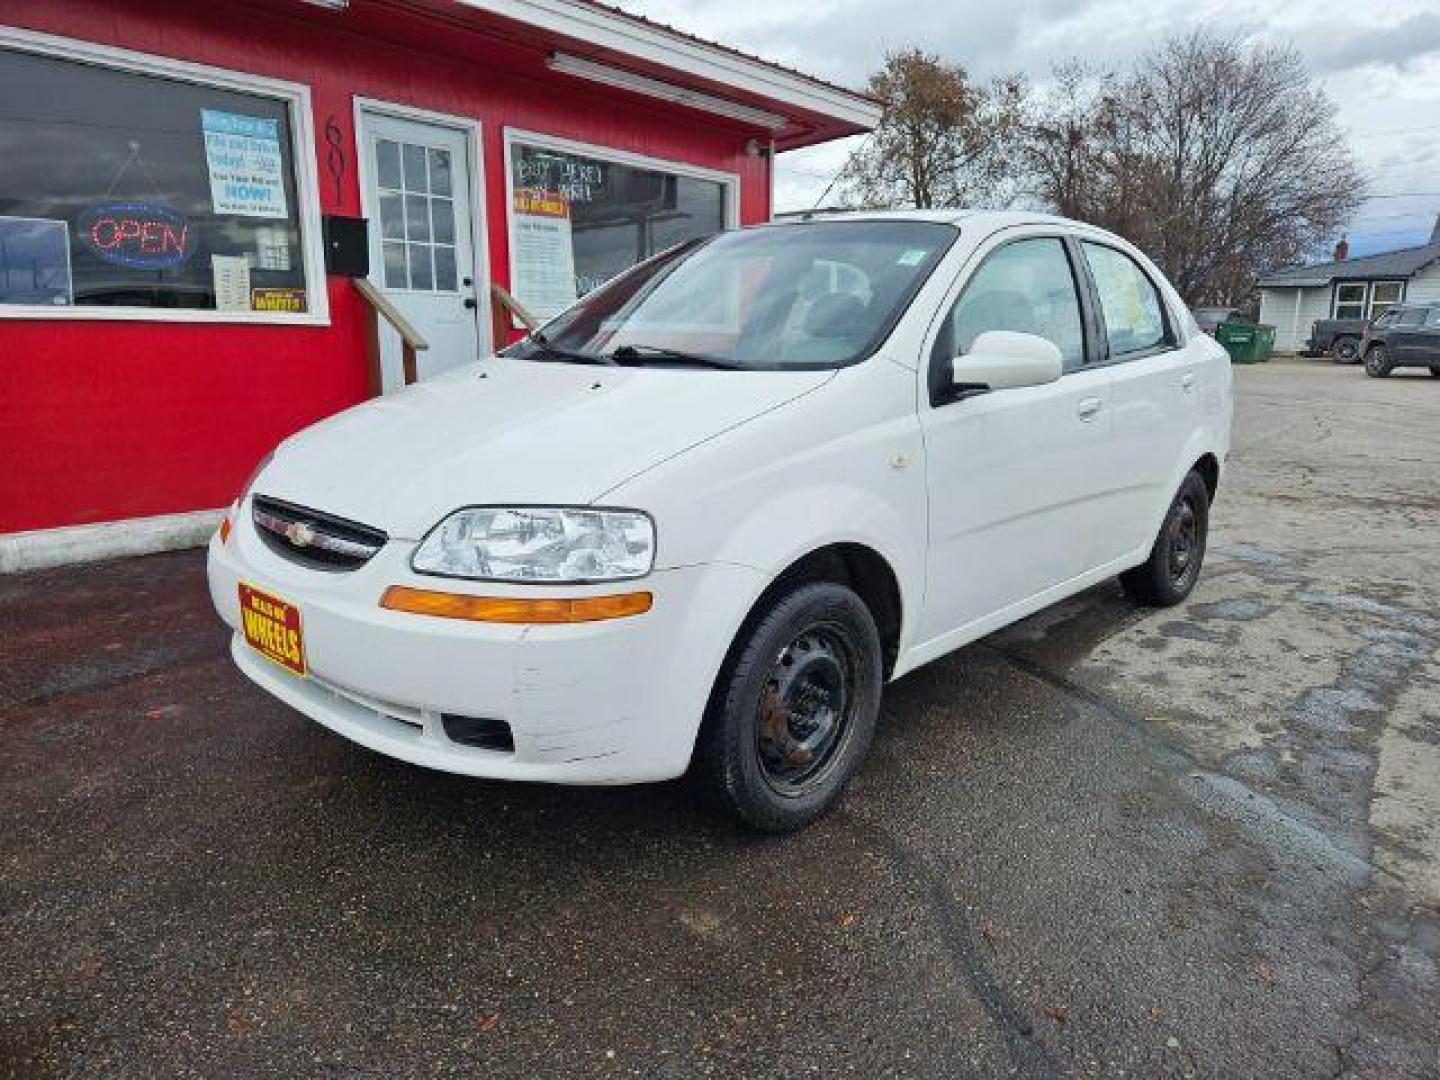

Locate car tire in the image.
[1332,336,1360,364]
[694,581,883,832]
[1364,345,1393,378]
[1120,470,1210,608]
[1429,366,1440,377]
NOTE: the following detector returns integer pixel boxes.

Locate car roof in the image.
[772,208,1103,234]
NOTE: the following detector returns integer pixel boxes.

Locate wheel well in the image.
[758,544,903,679]
[1193,453,1220,504]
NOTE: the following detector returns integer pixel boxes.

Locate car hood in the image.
[252,356,834,539]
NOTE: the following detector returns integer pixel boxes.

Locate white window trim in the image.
[353,97,493,355]
[0,25,329,326]
[1331,279,1406,320]
[502,127,740,323]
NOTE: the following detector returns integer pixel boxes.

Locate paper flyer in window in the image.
[0,217,72,307]
[211,253,251,312]
[202,110,289,219]
[510,188,577,323]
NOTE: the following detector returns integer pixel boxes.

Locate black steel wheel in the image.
[1364,345,1393,378]
[695,581,882,832]
[1332,336,1360,364]
[1121,470,1211,607]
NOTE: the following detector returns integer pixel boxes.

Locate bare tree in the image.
[839,49,1024,210]
[1022,33,1365,304]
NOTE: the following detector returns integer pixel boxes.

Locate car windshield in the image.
[503,220,958,370]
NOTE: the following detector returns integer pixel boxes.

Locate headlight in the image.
[411,507,655,583]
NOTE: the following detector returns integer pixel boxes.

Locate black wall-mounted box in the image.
[322,215,369,277]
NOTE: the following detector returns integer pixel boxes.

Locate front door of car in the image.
[1077,241,1204,556]
[1420,308,1440,365]
[1386,307,1429,364]
[917,234,1117,645]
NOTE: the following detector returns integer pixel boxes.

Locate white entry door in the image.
[359,108,483,391]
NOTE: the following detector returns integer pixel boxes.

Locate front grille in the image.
[251,495,388,571]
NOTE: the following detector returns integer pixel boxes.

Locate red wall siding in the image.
[0,0,771,533]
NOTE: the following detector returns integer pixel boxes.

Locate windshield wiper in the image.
[610,344,743,369]
[527,332,614,366]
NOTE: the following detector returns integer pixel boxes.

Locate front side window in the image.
[1396,307,1427,327]
[504,220,957,370]
[1334,283,1367,320]
[1369,281,1404,320]
[1082,242,1170,357]
[944,238,1086,372]
[0,44,315,316]
[1425,307,1440,328]
[507,137,729,322]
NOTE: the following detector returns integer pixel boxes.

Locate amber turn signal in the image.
[218,515,233,544]
[380,586,653,624]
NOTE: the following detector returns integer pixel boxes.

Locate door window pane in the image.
[434,245,457,292]
[509,140,727,321]
[948,238,1085,371]
[382,241,407,289]
[1082,243,1168,357]
[378,193,405,241]
[401,143,427,194]
[428,149,453,197]
[405,194,430,243]
[431,198,455,245]
[0,45,311,313]
[376,140,402,190]
[407,243,433,291]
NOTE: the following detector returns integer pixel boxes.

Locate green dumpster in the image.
[1215,321,1275,364]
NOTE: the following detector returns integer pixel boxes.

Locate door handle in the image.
[1181,373,1197,393]
[1076,397,1103,420]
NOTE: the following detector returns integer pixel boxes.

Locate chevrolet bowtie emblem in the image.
[285,521,317,548]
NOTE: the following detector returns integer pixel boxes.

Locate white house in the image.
[1258,215,1440,353]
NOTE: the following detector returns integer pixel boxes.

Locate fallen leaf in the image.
[76,957,103,978]
[1249,959,1277,985]
[835,912,858,930]
[1045,1005,1069,1025]
[225,1008,253,1035]
[477,1011,502,1033]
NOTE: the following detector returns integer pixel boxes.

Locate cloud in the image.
[1304,13,1440,74]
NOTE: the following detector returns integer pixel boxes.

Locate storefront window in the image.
[0,43,316,316]
[507,135,730,321]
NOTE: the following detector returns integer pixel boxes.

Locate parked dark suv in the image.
[1361,303,1440,377]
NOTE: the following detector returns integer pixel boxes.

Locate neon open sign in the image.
[79,203,192,270]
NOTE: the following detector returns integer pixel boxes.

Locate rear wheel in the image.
[1332,336,1360,363]
[1429,365,1440,377]
[694,581,882,832]
[1121,470,1210,607]
[1364,345,1393,378]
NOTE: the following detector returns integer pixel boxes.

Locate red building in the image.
[0,0,876,568]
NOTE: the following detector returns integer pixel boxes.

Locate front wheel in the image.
[694,581,883,832]
[1121,470,1210,607]
[1364,345,1393,378]
[1429,366,1440,378]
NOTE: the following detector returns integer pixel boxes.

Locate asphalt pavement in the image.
[2,360,1438,1078]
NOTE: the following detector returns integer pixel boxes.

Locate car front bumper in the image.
[207,506,765,784]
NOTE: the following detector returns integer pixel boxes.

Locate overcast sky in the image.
[614,0,1440,257]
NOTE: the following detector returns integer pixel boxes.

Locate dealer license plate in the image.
[238,582,307,677]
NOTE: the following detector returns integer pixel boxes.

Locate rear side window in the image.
[1082,243,1171,358]
[1396,308,1427,327]
[945,238,1086,371]
[1426,308,1440,328]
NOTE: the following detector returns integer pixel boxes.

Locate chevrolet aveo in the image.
[209,211,1233,831]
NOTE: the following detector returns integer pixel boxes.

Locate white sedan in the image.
[208,211,1232,831]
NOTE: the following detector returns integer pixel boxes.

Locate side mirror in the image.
[953,331,1063,392]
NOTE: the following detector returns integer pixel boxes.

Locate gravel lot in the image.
[3,360,1438,1078]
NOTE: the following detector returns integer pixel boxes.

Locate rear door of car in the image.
[1420,307,1440,365]
[1073,239,1203,560]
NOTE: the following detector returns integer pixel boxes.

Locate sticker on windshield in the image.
[896,249,928,266]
